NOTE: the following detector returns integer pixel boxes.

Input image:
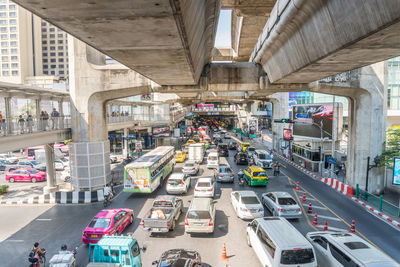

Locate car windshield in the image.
[280,249,315,264]
[88,218,111,228]
[187,210,211,219]
[253,172,266,177]
[197,182,210,187]
[278,197,297,205]
[241,196,260,205]
[29,161,39,165]
[239,153,247,158]
[185,163,194,167]
[219,145,227,149]
[168,179,182,185]
[27,169,39,174]
[219,167,232,173]
[208,156,217,161]
[160,259,189,267]
[248,147,255,152]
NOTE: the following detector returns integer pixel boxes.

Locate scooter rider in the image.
[238,170,245,185]
[273,162,280,176]
[103,183,114,202]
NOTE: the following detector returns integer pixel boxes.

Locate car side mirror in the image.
[152,260,158,265]
[141,244,147,253]
[247,223,251,227]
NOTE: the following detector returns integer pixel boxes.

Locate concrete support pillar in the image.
[270,93,289,152]
[123,128,129,157]
[58,100,64,128]
[35,99,41,131]
[44,143,57,193]
[346,63,386,194]
[4,97,12,135]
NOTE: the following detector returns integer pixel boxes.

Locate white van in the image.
[247,217,317,267]
[253,150,273,169]
[306,231,398,267]
[207,152,219,169]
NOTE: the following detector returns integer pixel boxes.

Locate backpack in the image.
[28,248,38,263]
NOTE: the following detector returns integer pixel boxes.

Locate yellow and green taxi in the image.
[186,139,196,145]
[243,166,268,186]
[193,134,200,142]
[241,142,251,152]
[175,150,186,162]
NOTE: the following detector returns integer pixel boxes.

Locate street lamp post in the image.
[365,156,380,192]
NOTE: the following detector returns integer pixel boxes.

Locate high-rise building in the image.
[0,0,69,84]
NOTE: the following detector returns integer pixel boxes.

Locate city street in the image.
[1,134,399,266]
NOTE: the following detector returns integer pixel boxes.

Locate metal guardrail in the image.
[0,116,71,137]
[356,184,400,217]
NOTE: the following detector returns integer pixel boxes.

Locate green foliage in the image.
[379,128,400,168]
[0,185,8,195]
[18,102,36,118]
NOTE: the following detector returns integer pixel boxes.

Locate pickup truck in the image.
[141,195,183,233]
[87,236,145,267]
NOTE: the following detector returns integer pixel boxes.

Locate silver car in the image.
[185,197,216,234]
[166,173,191,194]
[261,192,302,219]
[182,160,199,176]
[214,164,234,183]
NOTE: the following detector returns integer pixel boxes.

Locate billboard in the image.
[292,103,343,140]
[283,128,293,141]
[196,104,214,109]
[393,157,400,185]
[152,126,170,138]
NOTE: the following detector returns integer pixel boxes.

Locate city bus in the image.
[123,146,175,193]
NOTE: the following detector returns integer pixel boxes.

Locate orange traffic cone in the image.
[295,181,299,191]
[221,243,228,261]
[302,192,306,202]
[307,202,312,214]
[349,220,355,233]
[312,212,318,225]
[323,220,328,231]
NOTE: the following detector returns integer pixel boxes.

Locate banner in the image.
[393,157,400,185]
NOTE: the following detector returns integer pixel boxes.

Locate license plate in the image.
[194,223,203,226]
[92,235,98,237]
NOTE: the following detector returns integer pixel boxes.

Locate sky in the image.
[214,10,231,48]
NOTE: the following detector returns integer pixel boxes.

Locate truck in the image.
[140,195,183,233]
[87,236,146,267]
[188,143,205,163]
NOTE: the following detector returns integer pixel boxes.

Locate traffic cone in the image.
[323,220,328,231]
[295,181,299,191]
[349,220,355,233]
[307,202,312,214]
[302,192,306,202]
[221,243,228,261]
[312,212,318,225]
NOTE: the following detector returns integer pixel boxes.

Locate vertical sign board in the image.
[393,157,400,185]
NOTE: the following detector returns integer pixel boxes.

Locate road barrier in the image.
[312,213,318,225]
[349,220,355,233]
[221,243,228,261]
[320,177,353,197]
[323,220,328,231]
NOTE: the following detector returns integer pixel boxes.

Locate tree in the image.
[379,128,400,168]
[18,102,36,118]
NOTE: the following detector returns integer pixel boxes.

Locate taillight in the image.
[166,221,170,228]
[218,174,223,177]
[181,167,184,170]
[278,208,286,212]
[185,218,188,226]
[140,219,144,226]
[207,188,212,191]
[167,179,170,184]
[195,189,199,191]
[209,218,213,226]
[251,177,254,181]
[230,174,234,177]
[297,208,301,212]
[181,180,184,185]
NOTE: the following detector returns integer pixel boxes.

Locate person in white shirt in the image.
[103,184,113,202]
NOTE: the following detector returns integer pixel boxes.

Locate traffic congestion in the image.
[38,117,396,267]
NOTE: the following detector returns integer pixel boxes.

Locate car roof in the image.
[307,231,396,264]
[249,166,265,172]
[197,177,213,183]
[255,217,312,248]
[170,173,184,179]
[185,160,196,164]
[189,198,212,210]
[234,190,257,197]
[95,209,120,219]
[155,195,176,202]
[271,192,293,198]
[255,150,268,154]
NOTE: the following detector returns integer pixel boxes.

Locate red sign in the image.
[283,128,293,141]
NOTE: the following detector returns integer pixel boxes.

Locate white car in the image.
[60,168,71,182]
[166,173,191,194]
[55,158,69,169]
[261,192,302,219]
[231,191,264,220]
[194,177,215,198]
[207,152,219,169]
[0,154,18,164]
[182,160,199,176]
[224,133,231,139]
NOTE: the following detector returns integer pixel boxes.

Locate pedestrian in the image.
[261,136,264,143]
[43,111,49,130]
[1,118,6,135]
[18,115,25,134]
[50,108,59,130]
[27,115,33,133]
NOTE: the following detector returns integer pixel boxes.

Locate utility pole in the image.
[320,120,324,177]
[331,97,336,178]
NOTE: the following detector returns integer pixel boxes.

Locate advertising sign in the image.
[196,104,214,109]
[292,103,343,140]
[152,126,170,138]
[393,157,400,185]
[283,128,293,141]
[174,128,180,138]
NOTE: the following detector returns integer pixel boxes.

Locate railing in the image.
[0,115,71,137]
[356,184,400,218]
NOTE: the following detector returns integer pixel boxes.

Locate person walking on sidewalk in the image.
[18,115,25,134]
[26,115,33,133]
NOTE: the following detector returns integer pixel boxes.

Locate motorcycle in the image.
[49,246,78,267]
[123,156,134,165]
[238,170,245,186]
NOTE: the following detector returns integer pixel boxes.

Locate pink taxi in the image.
[82,208,134,244]
[5,168,46,183]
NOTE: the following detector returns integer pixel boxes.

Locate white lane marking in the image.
[36,218,52,221]
[315,225,347,232]
[307,214,341,221]
[5,239,24,242]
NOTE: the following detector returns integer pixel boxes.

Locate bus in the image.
[123,146,175,193]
